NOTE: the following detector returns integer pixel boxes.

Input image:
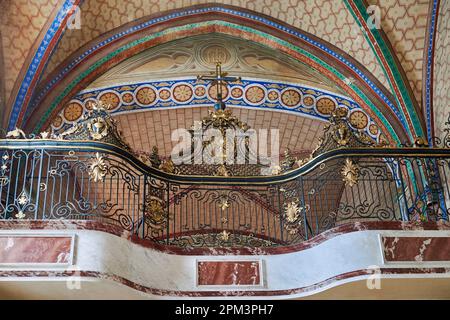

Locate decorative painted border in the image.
[51,77,382,141]
[423,0,441,145]
[20,5,408,144]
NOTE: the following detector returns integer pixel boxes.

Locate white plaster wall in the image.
[1,228,450,299]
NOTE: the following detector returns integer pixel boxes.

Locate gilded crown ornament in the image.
[296,107,382,167]
[54,101,133,153]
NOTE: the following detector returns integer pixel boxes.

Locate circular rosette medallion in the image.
[194,86,206,98]
[349,110,369,129]
[267,90,279,102]
[199,44,234,68]
[121,92,134,104]
[316,97,337,115]
[280,88,301,108]
[231,87,243,99]
[369,124,379,136]
[243,85,266,105]
[208,83,229,101]
[302,95,315,107]
[98,91,120,110]
[63,101,83,122]
[172,84,193,103]
[135,86,157,106]
[52,115,63,129]
[158,89,171,101]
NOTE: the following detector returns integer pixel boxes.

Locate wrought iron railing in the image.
[1,138,449,248]
[2,107,450,248]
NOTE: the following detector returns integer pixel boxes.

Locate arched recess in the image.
[49,33,384,144]
[24,4,410,144]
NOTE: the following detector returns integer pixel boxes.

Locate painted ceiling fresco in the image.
[0,0,447,149]
[88,34,346,93]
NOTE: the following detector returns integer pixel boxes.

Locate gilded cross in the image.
[197,62,241,110]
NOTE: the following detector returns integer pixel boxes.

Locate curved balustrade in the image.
[0,139,449,248]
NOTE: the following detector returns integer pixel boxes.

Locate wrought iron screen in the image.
[1,140,449,248]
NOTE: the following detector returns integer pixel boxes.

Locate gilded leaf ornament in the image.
[341,158,359,187]
[88,153,107,182]
[219,230,230,241]
[15,211,26,219]
[6,127,26,139]
[145,199,167,227]
[219,196,230,211]
[285,201,300,223]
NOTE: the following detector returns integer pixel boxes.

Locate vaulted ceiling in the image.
[0,0,447,149]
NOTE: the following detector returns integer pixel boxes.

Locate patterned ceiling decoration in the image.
[21,7,408,145]
[0,0,60,105]
[432,0,450,142]
[51,77,382,143]
[12,3,404,137]
[1,0,83,131]
[345,0,426,140]
[41,0,391,89]
[0,1,436,145]
[368,0,432,106]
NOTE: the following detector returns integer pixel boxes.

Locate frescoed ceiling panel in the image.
[0,0,59,104]
[368,0,430,106]
[42,0,391,91]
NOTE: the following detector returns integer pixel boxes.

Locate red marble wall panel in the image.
[197,261,261,286]
[382,237,450,262]
[0,236,73,264]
